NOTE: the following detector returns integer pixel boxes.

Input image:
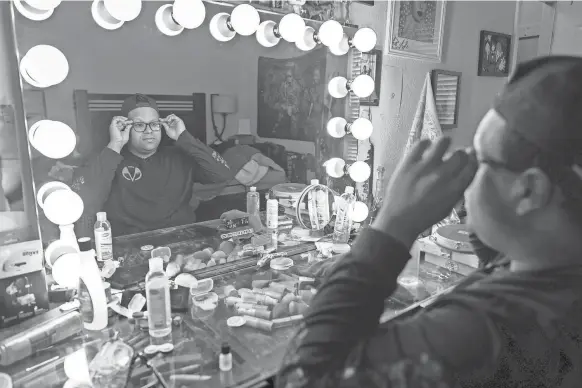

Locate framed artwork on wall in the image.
[359,49,382,106]
[385,1,447,62]
[431,69,461,130]
[478,30,512,77]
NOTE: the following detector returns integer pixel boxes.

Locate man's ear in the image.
[513,168,553,216]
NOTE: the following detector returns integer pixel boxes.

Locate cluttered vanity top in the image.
[0,216,466,388]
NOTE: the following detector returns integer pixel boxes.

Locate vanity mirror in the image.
[9,0,377,277]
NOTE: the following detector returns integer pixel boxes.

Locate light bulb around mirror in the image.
[329,34,349,56]
[256,20,280,48]
[352,27,377,52]
[29,120,76,159]
[295,26,317,51]
[348,161,371,183]
[318,20,343,47]
[155,4,184,36]
[36,181,70,210]
[230,4,260,36]
[172,0,205,29]
[52,252,81,289]
[13,0,55,21]
[25,0,62,11]
[326,117,348,138]
[350,74,375,98]
[350,118,373,140]
[278,13,305,43]
[91,0,124,30]
[43,188,84,226]
[103,0,141,22]
[328,76,348,99]
[209,12,236,42]
[20,45,69,88]
[352,201,369,222]
[324,158,346,178]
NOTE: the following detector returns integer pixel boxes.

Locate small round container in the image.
[270,257,293,271]
[190,292,218,321]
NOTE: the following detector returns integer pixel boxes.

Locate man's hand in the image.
[373,137,478,248]
[108,116,132,153]
[162,114,186,141]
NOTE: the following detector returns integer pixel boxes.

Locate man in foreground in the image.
[276,56,582,387]
[72,94,233,236]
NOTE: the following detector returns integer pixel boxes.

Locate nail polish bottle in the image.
[219,343,232,371]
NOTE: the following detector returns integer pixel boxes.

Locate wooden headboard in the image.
[73,90,207,159]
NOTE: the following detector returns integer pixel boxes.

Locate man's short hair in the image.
[121,93,159,117]
[493,56,582,224]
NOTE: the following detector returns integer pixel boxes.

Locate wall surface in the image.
[551,2,582,56]
[350,0,516,183]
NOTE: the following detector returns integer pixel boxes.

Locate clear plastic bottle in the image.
[266,194,278,230]
[333,186,356,244]
[246,187,262,231]
[145,257,172,338]
[94,212,113,262]
[308,179,321,230]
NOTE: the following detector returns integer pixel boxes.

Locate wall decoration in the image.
[385,1,446,62]
[478,30,511,77]
[258,48,327,141]
[359,49,382,106]
[355,1,375,5]
[431,69,461,129]
[241,1,351,24]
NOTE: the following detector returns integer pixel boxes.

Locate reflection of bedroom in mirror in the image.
[10,0,378,258]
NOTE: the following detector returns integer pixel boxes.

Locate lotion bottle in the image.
[219,343,233,371]
[77,237,108,331]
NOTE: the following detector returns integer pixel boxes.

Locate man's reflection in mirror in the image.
[71,94,234,237]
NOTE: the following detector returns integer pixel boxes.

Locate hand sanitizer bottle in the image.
[146,257,172,338]
[333,186,356,244]
[94,212,113,262]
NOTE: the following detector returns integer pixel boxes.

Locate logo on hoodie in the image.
[122,166,142,182]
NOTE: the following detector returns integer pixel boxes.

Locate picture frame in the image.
[431,69,461,130]
[359,49,382,106]
[355,1,375,5]
[385,1,447,62]
[478,30,512,77]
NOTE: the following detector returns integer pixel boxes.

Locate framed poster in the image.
[385,1,447,62]
[478,30,512,77]
[359,49,382,106]
[431,69,461,129]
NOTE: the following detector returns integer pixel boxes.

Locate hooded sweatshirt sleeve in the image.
[71,147,123,235]
[276,228,501,388]
[175,131,234,184]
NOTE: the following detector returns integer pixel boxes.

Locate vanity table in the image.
[0,218,467,388]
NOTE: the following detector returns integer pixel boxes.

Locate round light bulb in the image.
[21,45,69,88]
[328,76,348,99]
[172,0,205,29]
[348,161,371,183]
[352,27,377,52]
[318,20,343,47]
[329,34,349,56]
[13,0,54,21]
[104,0,141,22]
[278,13,305,43]
[230,4,260,36]
[155,4,184,36]
[350,74,375,98]
[52,252,81,289]
[91,0,124,30]
[25,0,61,11]
[324,158,346,178]
[295,26,317,51]
[352,201,369,222]
[43,189,84,226]
[326,117,347,138]
[36,181,70,210]
[350,118,373,140]
[209,12,235,42]
[29,120,76,159]
[256,21,280,47]
[64,349,91,385]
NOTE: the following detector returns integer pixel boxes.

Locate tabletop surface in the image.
[0,221,468,388]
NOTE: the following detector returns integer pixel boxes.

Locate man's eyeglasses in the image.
[131,121,162,133]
